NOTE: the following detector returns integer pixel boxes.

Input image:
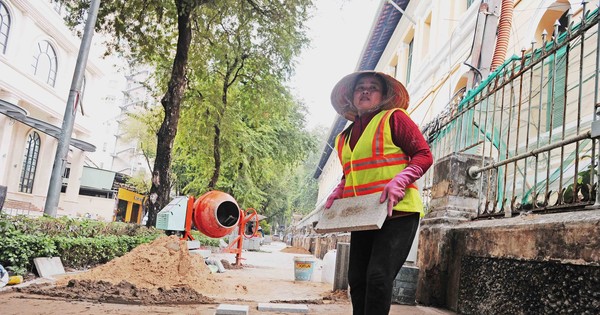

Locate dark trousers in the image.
[348,212,420,315]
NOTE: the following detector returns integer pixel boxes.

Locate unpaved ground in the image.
[0,239,454,314]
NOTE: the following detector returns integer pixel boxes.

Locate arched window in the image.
[19,132,41,193]
[32,40,58,86]
[0,0,10,54]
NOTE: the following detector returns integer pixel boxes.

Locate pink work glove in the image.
[379,165,424,216]
[325,179,346,209]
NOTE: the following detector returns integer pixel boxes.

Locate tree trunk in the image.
[145,0,194,227]
[207,121,221,190]
[207,76,230,190]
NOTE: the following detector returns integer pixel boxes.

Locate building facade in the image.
[0,0,125,220]
[304,0,599,311]
[312,0,590,223]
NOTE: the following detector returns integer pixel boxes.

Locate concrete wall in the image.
[418,210,600,314]
[417,153,600,314]
[291,233,351,260]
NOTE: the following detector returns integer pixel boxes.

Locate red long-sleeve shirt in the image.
[347,110,433,173]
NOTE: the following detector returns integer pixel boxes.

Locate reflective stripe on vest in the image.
[334,109,424,216]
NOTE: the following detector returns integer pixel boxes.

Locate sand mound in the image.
[280,246,311,254]
[58,235,224,295]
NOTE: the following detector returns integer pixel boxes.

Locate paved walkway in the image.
[210,241,455,314]
[0,240,455,314]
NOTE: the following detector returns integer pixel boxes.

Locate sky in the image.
[290,0,381,130]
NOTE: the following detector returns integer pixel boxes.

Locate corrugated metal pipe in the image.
[490,0,514,71]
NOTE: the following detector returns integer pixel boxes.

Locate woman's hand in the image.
[380,165,424,216]
[325,179,346,209]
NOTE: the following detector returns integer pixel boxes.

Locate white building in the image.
[0,0,126,220]
[306,0,589,256]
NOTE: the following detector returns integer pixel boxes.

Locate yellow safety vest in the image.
[335,109,424,216]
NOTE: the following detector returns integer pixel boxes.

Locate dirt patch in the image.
[323,289,350,302]
[269,289,349,305]
[280,246,311,254]
[18,279,213,305]
[220,259,243,270]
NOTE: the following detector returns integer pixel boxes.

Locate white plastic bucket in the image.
[293,256,316,281]
[321,250,337,284]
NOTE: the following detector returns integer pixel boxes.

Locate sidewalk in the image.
[209,241,455,314]
[0,240,455,315]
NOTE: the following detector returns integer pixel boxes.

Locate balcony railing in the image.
[422,7,600,219]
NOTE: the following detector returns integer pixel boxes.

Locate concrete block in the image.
[392,265,419,305]
[215,304,249,315]
[395,265,419,282]
[333,242,350,291]
[243,238,261,250]
[187,240,201,250]
[205,258,226,273]
[257,303,309,313]
[33,257,65,278]
[263,235,272,244]
[394,280,417,290]
[314,193,387,233]
[189,249,212,258]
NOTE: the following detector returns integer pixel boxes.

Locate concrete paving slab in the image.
[189,249,212,258]
[315,193,387,233]
[33,257,65,278]
[257,302,309,313]
[186,240,201,250]
[215,304,249,315]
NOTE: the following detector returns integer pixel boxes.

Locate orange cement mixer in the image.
[155,190,260,266]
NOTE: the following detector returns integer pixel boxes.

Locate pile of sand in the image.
[20,236,231,304]
[57,236,224,295]
[280,246,311,254]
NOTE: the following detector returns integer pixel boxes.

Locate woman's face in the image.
[353,75,384,116]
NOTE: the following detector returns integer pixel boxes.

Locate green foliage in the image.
[53,235,154,269]
[60,0,180,62]
[0,232,57,276]
[126,172,152,195]
[4,215,164,238]
[169,0,318,227]
[0,214,163,275]
[59,0,317,227]
[259,220,271,235]
[189,231,222,247]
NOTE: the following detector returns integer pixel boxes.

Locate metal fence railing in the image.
[421,6,600,218]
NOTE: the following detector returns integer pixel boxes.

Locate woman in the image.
[325,71,433,315]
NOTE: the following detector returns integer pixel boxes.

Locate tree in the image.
[119,107,163,194]
[62,0,314,227]
[169,0,315,218]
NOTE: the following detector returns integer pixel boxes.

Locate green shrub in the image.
[53,235,157,269]
[3,214,165,238]
[0,232,57,275]
[190,230,223,247]
[0,214,162,275]
[0,214,232,275]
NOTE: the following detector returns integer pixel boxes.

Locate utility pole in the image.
[44,0,101,217]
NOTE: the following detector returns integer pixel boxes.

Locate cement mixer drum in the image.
[193,190,241,238]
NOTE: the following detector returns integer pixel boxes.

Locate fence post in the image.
[333,242,350,291]
[417,153,492,309]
